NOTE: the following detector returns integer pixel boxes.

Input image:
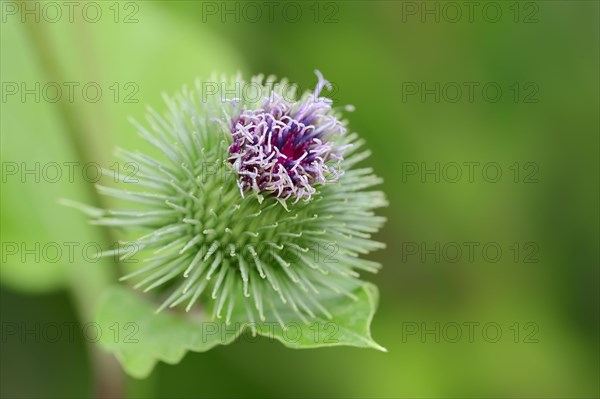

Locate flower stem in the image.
[20,4,124,397]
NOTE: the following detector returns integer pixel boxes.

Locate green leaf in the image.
[256,282,386,352]
[95,286,242,379]
[95,283,384,378]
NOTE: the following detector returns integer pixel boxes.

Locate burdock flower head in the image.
[81,71,387,345]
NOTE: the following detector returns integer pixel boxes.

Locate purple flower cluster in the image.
[228,71,348,203]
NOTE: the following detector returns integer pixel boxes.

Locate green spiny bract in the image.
[86,71,387,329]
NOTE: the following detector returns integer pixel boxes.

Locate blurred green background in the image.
[1,1,598,398]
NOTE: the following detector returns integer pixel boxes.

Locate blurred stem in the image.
[20,2,123,398]
[18,2,110,214]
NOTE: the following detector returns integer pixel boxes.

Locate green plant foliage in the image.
[96,283,383,378]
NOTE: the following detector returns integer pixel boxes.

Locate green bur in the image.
[76,73,388,377]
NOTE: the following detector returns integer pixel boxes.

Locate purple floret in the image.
[228,71,348,203]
